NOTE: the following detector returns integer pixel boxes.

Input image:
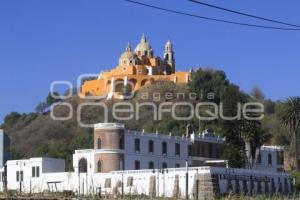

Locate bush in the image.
[292,171,300,192]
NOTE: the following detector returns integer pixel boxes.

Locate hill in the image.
[0,68,292,170]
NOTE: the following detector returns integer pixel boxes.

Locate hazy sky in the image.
[0,0,300,123]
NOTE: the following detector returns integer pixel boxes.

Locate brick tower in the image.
[93,123,124,173]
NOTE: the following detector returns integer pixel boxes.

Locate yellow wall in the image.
[81,71,190,97]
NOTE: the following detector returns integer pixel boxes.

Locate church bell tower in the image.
[164,39,175,74]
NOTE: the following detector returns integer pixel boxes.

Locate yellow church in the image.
[81,35,191,99]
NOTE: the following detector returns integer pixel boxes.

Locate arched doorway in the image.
[114,79,125,93]
[78,158,87,173]
[128,78,137,91]
[141,79,148,87]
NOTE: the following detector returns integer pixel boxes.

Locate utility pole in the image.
[185,160,189,200]
[196,168,199,200]
[78,167,80,197]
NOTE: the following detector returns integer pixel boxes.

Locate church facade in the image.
[81,35,191,99]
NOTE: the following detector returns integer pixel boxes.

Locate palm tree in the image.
[240,119,271,169]
[280,97,300,170]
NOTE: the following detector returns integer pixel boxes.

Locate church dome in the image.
[134,34,153,56]
[120,50,136,60]
[119,43,137,66]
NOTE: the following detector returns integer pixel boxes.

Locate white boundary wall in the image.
[0,163,292,198]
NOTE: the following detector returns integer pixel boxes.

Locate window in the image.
[148,140,154,154]
[175,143,180,156]
[175,164,180,168]
[188,145,192,156]
[162,162,168,169]
[162,142,167,155]
[148,161,154,169]
[97,138,101,149]
[268,154,272,165]
[134,139,140,152]
[97,161,102,173]
[134,160,140,170]
[36,167,40,178]
[16,171,19,182]
[119,137,124,149]
[32,167,35,177]
[165,54,169,60]
[32,166,40,178]
[20,171,23,182]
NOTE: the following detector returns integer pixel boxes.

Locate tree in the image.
[280,96,300,170]
[240,117,271,169]
[218,85,246,168]
[188,68,230,103]
[4,112,21,126]
[35,102,49,114]
[46,92,61,106]
[251,85,265,102]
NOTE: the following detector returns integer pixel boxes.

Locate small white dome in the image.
[119,43,137,66]
[120,43,136,59]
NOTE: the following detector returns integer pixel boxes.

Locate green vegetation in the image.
[280,97,300,170]
[1,67,299,173]
[35,92,61,114]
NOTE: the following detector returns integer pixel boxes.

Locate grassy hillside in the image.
[0,68,293,171]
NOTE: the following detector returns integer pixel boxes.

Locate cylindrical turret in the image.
[93,123,125,173]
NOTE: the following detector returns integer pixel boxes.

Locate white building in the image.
[0,123,292,198]
[256,146,285,173]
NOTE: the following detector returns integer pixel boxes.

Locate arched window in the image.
[78,158,87,173]
[97,138,101,149]
[97,160,102,173]
[165,54,169,60]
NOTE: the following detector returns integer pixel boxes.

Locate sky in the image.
[0,0,300,123]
